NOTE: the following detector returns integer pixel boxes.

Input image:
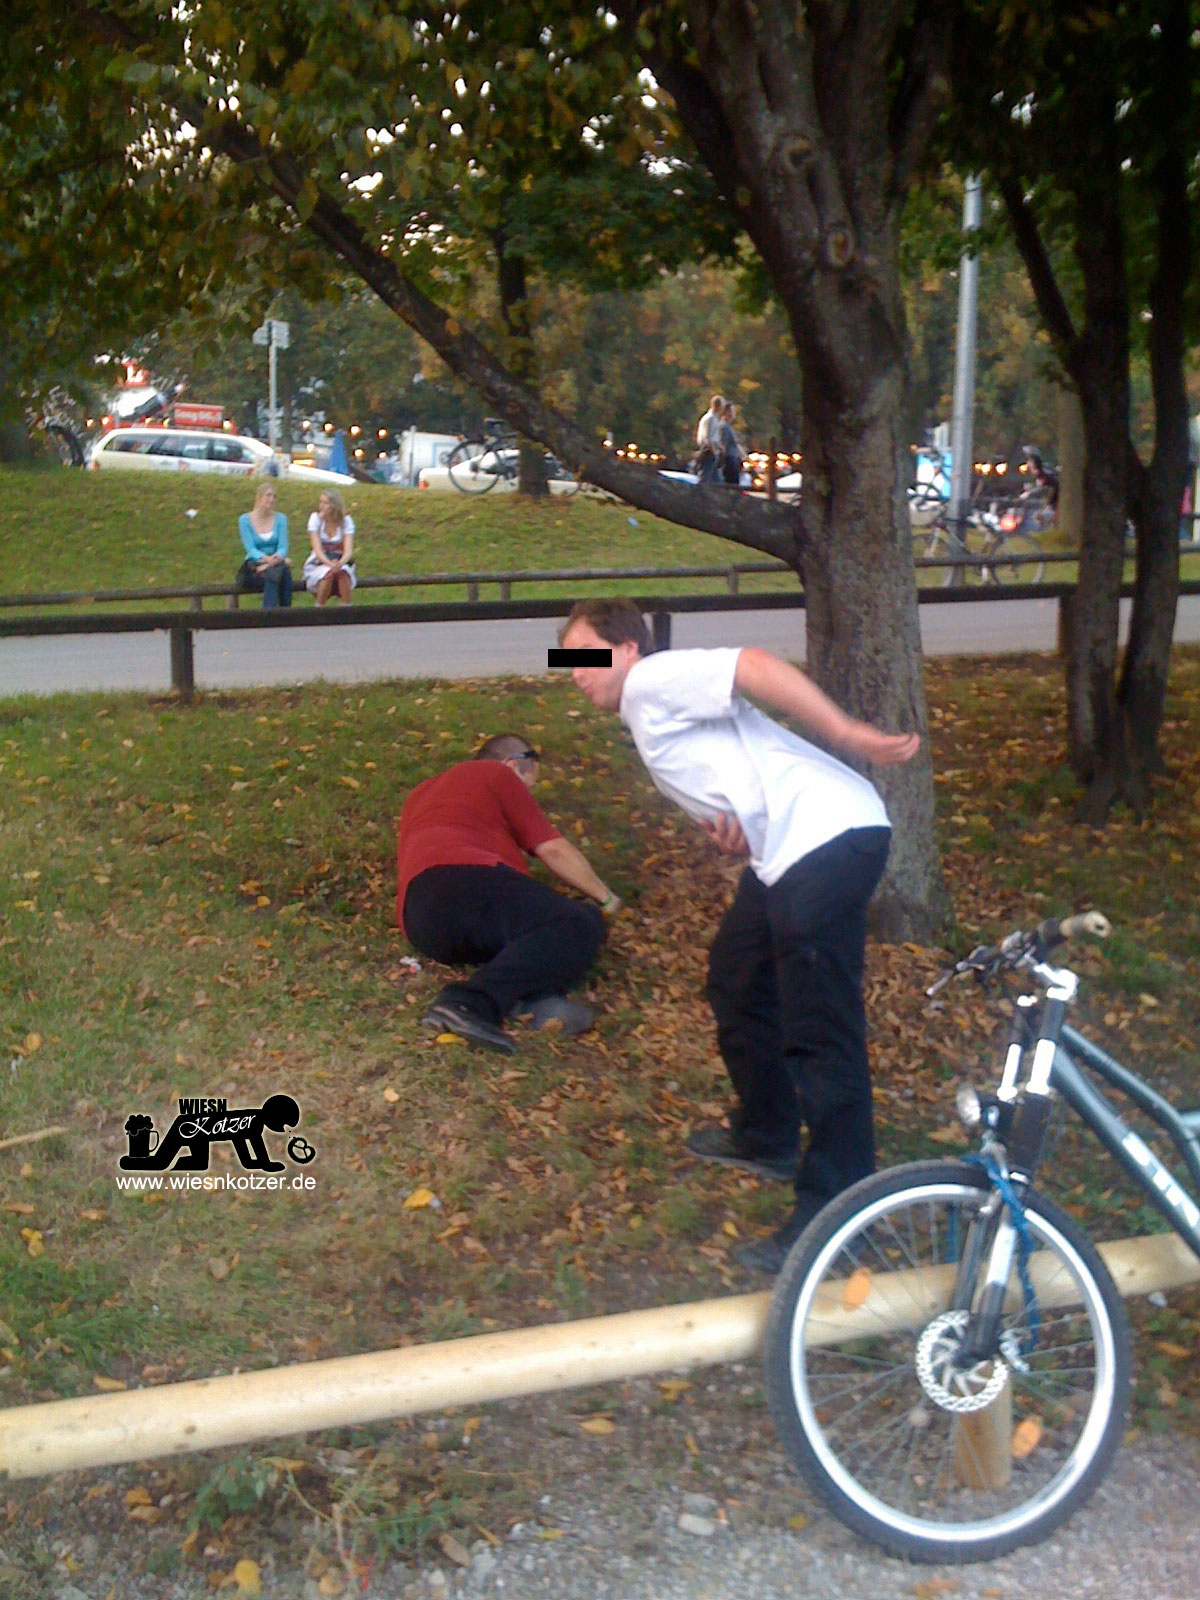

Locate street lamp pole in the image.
[948,177,982,533]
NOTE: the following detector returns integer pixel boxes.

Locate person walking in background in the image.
[236,481,292,609]
[303,489,356,605]
[719,402,744,487]
[557,598,919,1274]
[694,394,725,484]
[398,734,620,1054]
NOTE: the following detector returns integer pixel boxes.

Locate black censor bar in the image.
[547,648,612,667]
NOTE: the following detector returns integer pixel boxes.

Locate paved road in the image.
[3,596,1200,696]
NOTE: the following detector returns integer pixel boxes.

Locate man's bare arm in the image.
[533,837,620,910]
[733,648,920,766]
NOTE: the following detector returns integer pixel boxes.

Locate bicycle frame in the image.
[1051,1024,1200,1263]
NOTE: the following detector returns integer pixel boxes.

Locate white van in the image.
[89,428,354,485]
[394,428,461,487]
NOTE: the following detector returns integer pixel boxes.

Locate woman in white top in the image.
[303,490,356,604]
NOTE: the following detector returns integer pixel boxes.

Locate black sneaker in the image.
[735,1190,828,1275]
[424,1000,515,1055]
[510,996,595,1036]
[683,1124,797,1183]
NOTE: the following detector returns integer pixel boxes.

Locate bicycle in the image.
[447,419,577,495]
[26,388,87,467]
[764,912,1200,1562]
[917,500,1047,587]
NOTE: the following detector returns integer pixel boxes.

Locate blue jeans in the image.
[238,559,293,609]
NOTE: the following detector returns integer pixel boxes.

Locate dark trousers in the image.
[237,559,293,609]
[705,827,891,1199]
[403,864,606,1025]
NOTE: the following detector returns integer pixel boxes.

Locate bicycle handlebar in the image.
[926,911,1111,997]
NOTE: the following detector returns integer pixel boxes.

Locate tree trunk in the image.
[1068,357,1129,822]
[0,422,35,463]
[495,228,549,498]
[1057,144,1132,824]
[1116,2,1192,808]
[801,382,948,940]
[1055,387,1084,551]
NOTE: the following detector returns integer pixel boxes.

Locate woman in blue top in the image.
[237,481,293,608]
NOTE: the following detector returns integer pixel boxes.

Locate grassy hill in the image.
[1,465,796,605]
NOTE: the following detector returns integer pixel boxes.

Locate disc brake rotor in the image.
[914,1310,1011,1414]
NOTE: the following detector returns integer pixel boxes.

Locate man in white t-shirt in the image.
[558,598,919,1273]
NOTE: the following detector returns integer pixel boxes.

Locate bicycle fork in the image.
[958,1208,1020,1366]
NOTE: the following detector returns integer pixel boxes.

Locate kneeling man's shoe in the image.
[424,1001,515,1055]
[514,996,595,1036]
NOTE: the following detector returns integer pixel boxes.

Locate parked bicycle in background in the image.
[914,446,1055,586]
[444,419,577,495]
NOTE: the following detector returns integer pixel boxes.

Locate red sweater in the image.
[395,761,561,931]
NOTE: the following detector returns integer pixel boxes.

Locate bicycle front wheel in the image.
[447,438,501,493]
[764,1161,1131,1563]
[987,533,1045,586]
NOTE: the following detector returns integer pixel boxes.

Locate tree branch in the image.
[68,0,804,565]
[996,173,1081,380]
[889,1,955,193]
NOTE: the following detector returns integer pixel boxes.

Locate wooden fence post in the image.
[169,624,195,703]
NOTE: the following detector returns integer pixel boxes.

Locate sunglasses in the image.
[515,748,539,762]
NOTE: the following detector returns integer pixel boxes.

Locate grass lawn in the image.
[1,641,1199,1582]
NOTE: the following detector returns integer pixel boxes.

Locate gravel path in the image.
[27,1371,1200,1600]
[390,1434,1200,1600]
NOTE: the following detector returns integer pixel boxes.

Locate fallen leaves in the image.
[403,1188,437,1209]
[842,1268,872,1312]
[232,1557,263,1594]
[438,1530,471,1567]
[1010,1416,1043,1459]
[578,1415,615,1436]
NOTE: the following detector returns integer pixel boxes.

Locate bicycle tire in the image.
[985,532,1045,586]
[447,437,501,494]
[919,527,986,588]
[764,1160,1131,1563]
[46,422,86,468]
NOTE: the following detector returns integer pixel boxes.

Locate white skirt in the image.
[302,553,357,593]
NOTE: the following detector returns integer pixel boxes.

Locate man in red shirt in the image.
[397,733,620,1053]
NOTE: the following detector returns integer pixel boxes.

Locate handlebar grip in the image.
[1039,911,1112,949]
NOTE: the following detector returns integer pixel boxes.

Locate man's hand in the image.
[703,812,750,856]
[840,725,921,766]
[599,891,623,916]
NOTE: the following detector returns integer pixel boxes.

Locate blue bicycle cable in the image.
[964,1151,1041,1356]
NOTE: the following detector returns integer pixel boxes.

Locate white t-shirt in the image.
[696,410,721,450]
[619,648,889,887]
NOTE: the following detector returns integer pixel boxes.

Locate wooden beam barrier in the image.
[0,1230,1195,1480]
